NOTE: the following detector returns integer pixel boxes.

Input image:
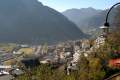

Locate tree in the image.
[77,53,106,80]
[107,5,120,59]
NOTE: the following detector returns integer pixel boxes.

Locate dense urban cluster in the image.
[0,30,118,80]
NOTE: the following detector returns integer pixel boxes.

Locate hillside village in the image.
[0,0,120,80]
[0,26,108,80]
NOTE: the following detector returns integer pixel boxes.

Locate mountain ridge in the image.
[0,0,87,44]
[62,7,115,37]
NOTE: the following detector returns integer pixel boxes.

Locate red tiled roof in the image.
[109,58,120,68]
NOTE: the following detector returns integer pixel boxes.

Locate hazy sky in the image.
[38,0,120,12]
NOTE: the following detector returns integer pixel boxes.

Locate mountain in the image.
[0,0,87,44]
[63,7,101,24]
[63,7,116,36]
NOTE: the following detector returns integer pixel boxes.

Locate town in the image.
[0,26,107,80]
[0,0,120,80]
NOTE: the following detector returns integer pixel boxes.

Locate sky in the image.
[38,0,120,12]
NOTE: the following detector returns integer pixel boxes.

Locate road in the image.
[0,75,12,80]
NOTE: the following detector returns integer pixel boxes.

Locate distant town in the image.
[0,30,106,79]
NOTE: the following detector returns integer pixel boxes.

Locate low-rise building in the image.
[81,40,91,51]
[109,58,120,68]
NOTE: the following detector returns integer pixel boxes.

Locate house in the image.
[95,35,106,48]
[72,52,80,63]
[109,58,120,68]
[81,40,90,51]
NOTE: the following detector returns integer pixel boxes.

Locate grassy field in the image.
[0,43,17,52]
[18,48,34,54]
